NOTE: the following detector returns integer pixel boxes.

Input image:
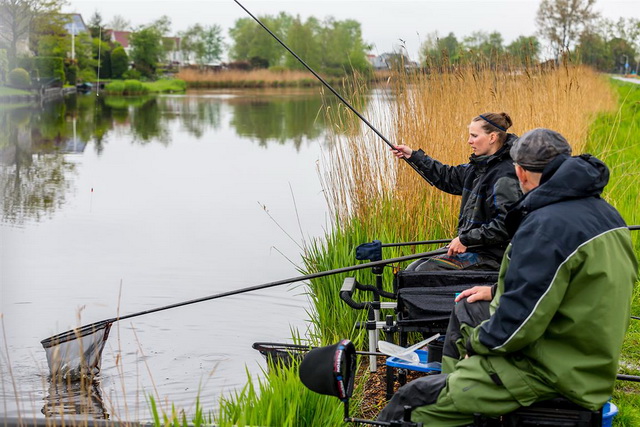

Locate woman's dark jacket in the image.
[407,134,521,260]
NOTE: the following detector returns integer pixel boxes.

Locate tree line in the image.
[1,0,639,88]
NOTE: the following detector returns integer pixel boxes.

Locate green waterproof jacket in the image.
[465,154,638,410]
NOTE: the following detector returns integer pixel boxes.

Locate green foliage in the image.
[64,61,78,85]
[8,68,31,89]
[123,68,142,80]
[421,32,461,65]
[103,79,185,95]
[506,36,541,66]
[148,393,213,427]
[229,13,371,75]
[584,80,640,425]
[18,56,65,83]
[179,24,224,65]
[93,38,112,79]
[130,26,165,78]
[216,366,345,427]
[536,0,599,58]
[111,46,129,78]
[79,68,97,83]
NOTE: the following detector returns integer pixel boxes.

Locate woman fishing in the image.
[391,112,521,271]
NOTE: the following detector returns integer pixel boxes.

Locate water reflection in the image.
[229,95,326,149]
[42,377,109,419]
[0,90,351,226]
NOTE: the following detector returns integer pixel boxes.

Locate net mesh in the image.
[41,320,113,380]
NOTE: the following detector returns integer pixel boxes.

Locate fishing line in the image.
[232,0,434,186]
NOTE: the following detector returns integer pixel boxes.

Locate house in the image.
[369,52,418,70]
[63,13,89,36]
[162,36,182,65]
[106,30,132,55]
[105,31,183,65]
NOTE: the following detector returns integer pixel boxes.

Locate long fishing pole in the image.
[232,0,434,186]
[382,224,640,248]
[41,248,447,345]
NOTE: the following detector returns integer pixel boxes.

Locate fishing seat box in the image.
[393,269,498,343]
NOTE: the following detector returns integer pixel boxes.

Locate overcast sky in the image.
[62,0,640,60]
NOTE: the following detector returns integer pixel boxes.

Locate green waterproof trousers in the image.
[379,354,560,426]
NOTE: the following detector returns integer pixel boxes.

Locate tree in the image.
[575,32,612,71]
[284,16,322,71]
[506,35,540,65]
[129,25,164,78]
[110,45,128,78]
[88,10,109,41]
[229,13,292,68]
[202,24,223,64]
[0,0,66,65]
[108,14,130,31]
[536,0,599,59]
[420,32,460,65]
[180,23,224,65]
[319,18,371,75]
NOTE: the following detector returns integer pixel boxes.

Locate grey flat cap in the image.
[510,128,572,172]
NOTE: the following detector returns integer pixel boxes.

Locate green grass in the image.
[584,79,640,426]
[103,79,186,95]
[0,85,32,97]
[216,365,346,426]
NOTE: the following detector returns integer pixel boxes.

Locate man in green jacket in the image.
[378,128,638,426]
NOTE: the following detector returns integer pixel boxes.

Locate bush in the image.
[79,68,97,83]
[104,80,125,94]
[111,46,129,79]
[18,56,65,83]
[65,62,78,85]
[123,79,148,94]
[268,65,287,73]
[122,68,142,80]
[8,68,31,89]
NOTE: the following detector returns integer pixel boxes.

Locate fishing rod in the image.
[41,247,448,349]
[232,0,434,186]
[380,224,640,248]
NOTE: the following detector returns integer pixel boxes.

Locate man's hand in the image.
[447,236,467,256]
[455,285,493,303]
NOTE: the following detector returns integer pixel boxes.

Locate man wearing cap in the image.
[378,128,638,425]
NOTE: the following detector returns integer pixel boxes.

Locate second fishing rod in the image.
[232,0,434,186]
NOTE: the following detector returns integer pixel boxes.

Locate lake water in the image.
[0,89,352,420]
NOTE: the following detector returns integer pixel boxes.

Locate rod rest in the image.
[340,278,396,311]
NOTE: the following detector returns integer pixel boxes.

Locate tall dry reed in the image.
[320,64,617,242]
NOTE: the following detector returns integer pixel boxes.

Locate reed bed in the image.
[176,69,323,89]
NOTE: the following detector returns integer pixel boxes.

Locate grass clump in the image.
[216,365,346,427]
[104,79,186,95]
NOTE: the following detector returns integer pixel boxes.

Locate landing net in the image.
[41,320,113,380]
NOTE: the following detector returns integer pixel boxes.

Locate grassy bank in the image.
[103,79,187,95]
[584,80,640,426]
[0,85,32,97]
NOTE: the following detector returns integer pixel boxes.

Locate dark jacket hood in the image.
[505,154,610,235]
